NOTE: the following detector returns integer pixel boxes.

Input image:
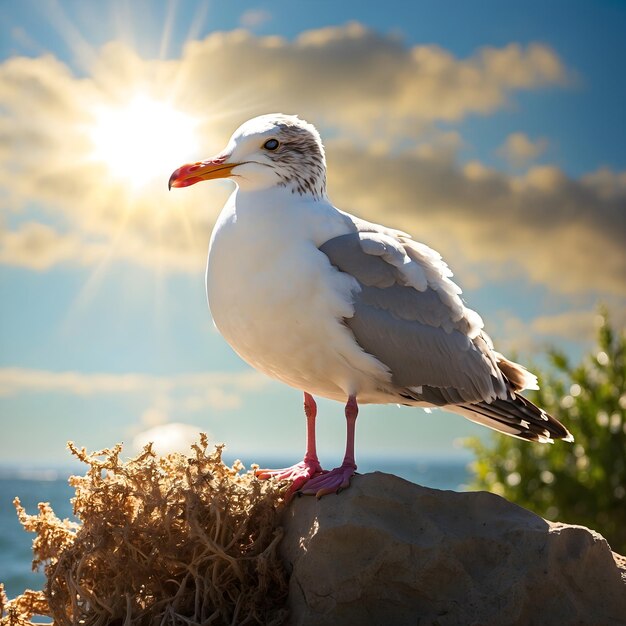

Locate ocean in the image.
[0,456,470,601]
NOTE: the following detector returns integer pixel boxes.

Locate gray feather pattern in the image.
[359,285,460,332]
[317,228,573,445]
[319,232,508,403]
[320,234,398,288]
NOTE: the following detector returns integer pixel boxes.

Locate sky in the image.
[0,0,625,468]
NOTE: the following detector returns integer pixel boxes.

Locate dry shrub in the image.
[1,435,289,625]
[0,586,48,626]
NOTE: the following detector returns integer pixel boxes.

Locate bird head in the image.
[168,113,327,198]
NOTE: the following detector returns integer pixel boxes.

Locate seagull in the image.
[169,114,573,498]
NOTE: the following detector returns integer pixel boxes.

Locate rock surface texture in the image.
[280,472,626,626]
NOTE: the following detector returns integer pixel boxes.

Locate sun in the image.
[89,95,199,188]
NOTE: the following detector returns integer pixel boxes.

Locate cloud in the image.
[0,367,268,411]
[177,24,567,136]
[0,222,107,269]
[497,132,548,167]
[139,406,169,427]
[532,307,625,338]
[2,23,620,299]
[325,142,626,296]
[493,306,626,355]
[131,422,207,455]
[580,167,626,200]
[0,47,224,272]
[530,310,600,339]
[239,9,272,29]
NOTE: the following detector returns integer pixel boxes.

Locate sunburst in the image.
[89,94,199,189]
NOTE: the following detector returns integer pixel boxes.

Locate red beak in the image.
[168,155,239,190]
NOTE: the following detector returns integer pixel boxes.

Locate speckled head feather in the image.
[236,114,327,199]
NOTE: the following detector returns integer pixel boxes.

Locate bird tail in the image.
[451,394,574,443]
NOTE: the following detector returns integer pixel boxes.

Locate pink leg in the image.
[299,395,358,498]
[255,392,324,493]
[303,392,320,465]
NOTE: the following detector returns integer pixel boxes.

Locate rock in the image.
[280,472,626,626]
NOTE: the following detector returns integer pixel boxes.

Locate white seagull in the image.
[169,114,573,497]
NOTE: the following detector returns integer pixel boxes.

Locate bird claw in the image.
[255,459,324,494]
[298,463,357,498]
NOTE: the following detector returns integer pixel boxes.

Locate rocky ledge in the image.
[280,472,626,626]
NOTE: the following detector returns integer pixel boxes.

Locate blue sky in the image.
[0,0,624,466]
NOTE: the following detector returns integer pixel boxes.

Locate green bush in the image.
[466,310,626,554]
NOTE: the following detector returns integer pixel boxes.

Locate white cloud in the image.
[2,23,621,299]
[182,388,242,412]
[0,222,107,270]
[176,24,567,135]
[581,167,626,200]
[492,306,626,355]
[139,406,169,427]
[131,422,206,455]
[498,132,548,167]
[531,308,625,340]
[325,141,626,296]
[530,309,599,338]
[0,367,268,411]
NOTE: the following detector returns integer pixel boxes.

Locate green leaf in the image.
[465,309,626,554]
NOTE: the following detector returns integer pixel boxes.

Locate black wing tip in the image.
[466,395,574,444]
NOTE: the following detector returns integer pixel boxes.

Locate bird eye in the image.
[263,138,279,151]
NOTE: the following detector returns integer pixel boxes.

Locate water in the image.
[0,472,75,601]
[0,457,470,601]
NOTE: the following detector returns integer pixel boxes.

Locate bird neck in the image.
[235,162,327,200]
[277,173,327,201]
[237,178,327,201]
[232,186,348,245]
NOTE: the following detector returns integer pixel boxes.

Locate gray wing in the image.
[319,231,507,405]
[318,228,574,443]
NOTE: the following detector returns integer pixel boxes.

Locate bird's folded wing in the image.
[319,231,509,405]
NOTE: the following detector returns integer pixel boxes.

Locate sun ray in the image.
[172,192,200,255]
[184,0,212,46]
[58,239,121,338]
[159,0,180,60]
[112,0,138,57]
[42,0,98,73]
[22,1,231,341]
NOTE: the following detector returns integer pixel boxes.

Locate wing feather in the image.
[319,231,505,403]
[318,227,573,443]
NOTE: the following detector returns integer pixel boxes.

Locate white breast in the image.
[206,189,392,401]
